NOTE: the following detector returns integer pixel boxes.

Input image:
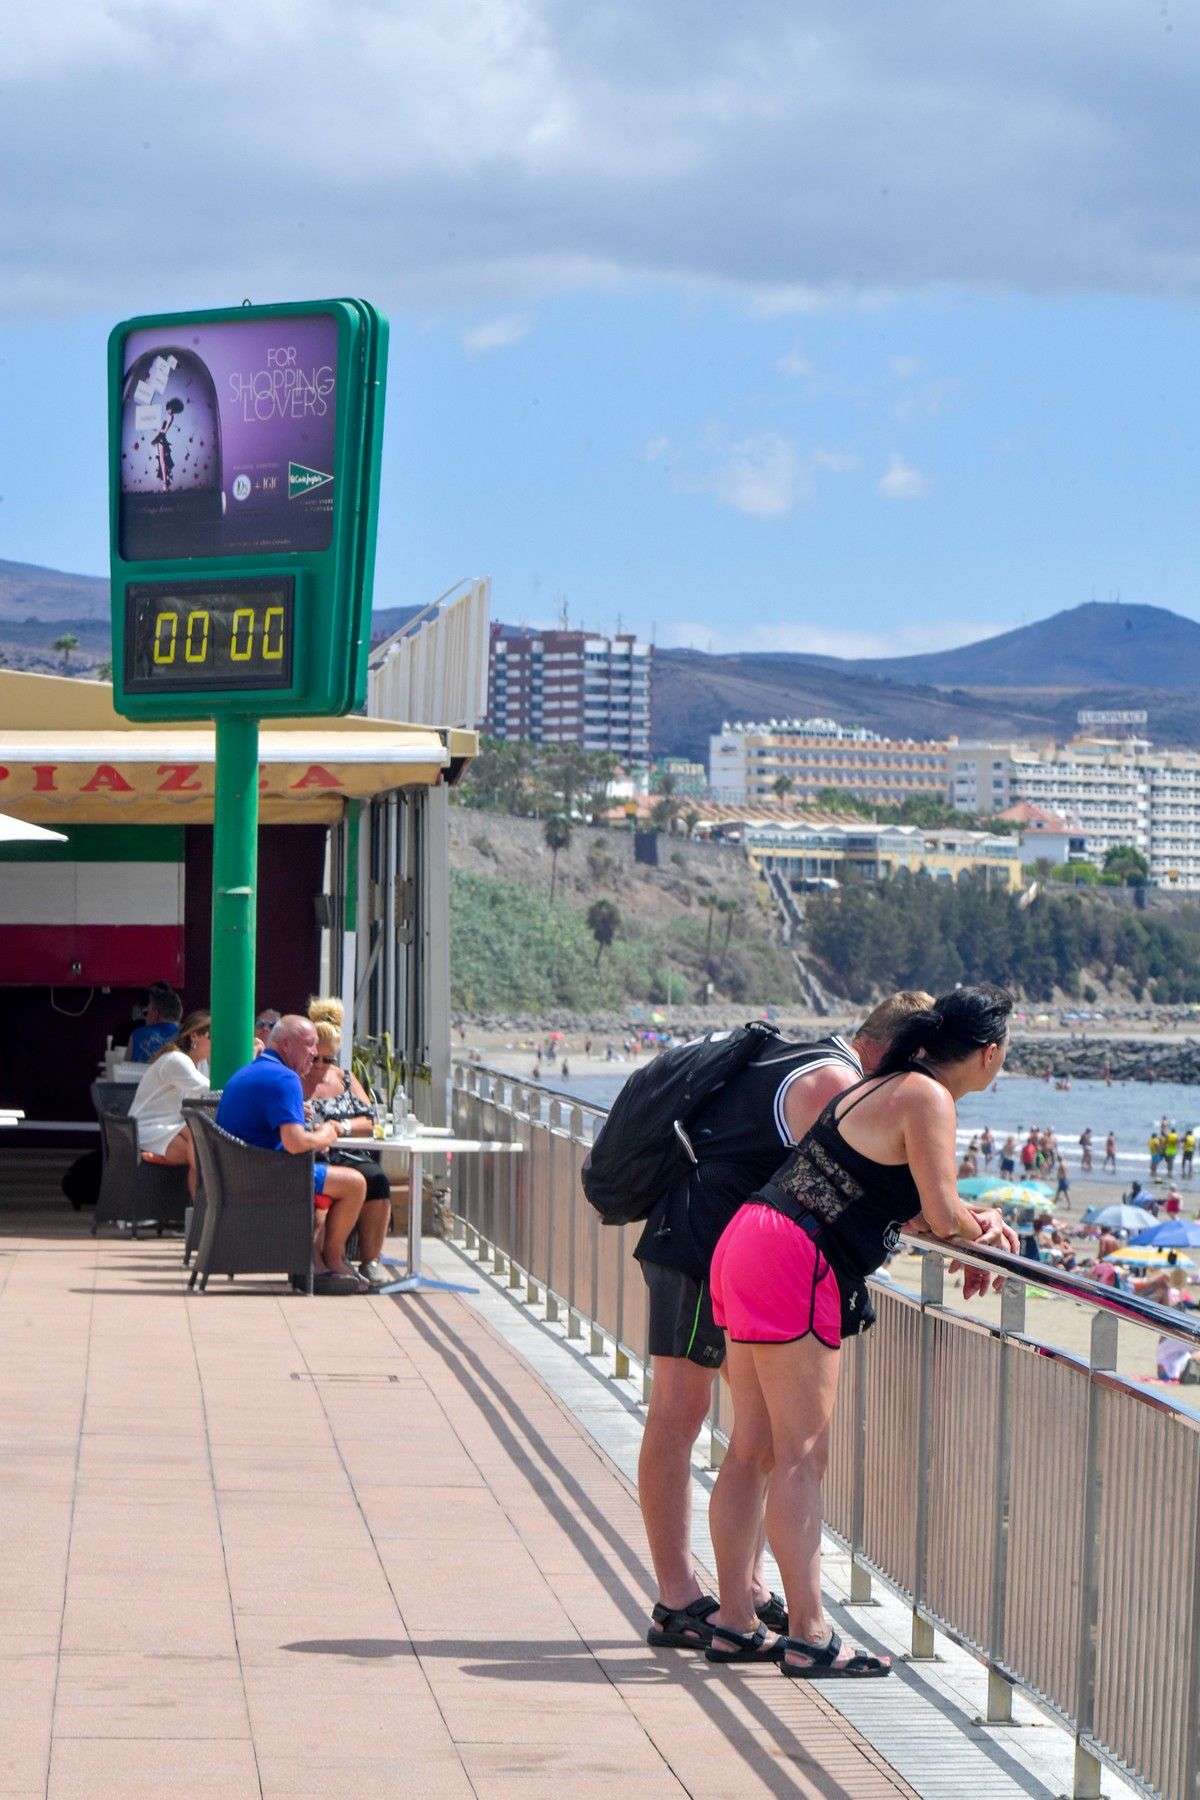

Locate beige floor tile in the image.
[47,1736,261,1798]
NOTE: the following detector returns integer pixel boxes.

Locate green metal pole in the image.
[210,714,259,1086]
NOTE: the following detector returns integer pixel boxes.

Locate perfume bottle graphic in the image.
[119,347,223,559]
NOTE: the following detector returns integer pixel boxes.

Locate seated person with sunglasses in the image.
[302,997,392,1289]
[216,1014,369,1294]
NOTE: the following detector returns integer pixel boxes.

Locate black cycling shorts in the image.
[642,1260,725,1368]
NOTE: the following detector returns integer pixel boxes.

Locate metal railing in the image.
[449,1061,1200,1800]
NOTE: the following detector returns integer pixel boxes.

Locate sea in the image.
[529,1070,1200,1188]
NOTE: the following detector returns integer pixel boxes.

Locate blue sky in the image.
[3,2,1200,658]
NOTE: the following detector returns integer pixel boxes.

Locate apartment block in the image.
[485,627,651,761]
[953,735,1200,887]
[709,717,952,806]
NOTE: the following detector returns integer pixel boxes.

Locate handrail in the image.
[448,1058,1200,1800]
[901,1230,1200,1347]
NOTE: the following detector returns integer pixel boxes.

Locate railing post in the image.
[567,1110,582,1338]
[911,1252,942,1660]
[589,1209,604,1358]
[545,1106,560,1323]
[1182,1470,1200,1800]
[614,1243,630,1378]
[1072,1310,1117,1800]
[985,1276,1026,1724]
[709,1378,726,1469]
[848,1333,872,1604]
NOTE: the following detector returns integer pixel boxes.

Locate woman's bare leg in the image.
[754,1336,840,1653]
[161,1128,196,1200]
[357,1197,390,1263]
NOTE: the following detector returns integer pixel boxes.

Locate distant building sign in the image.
[1076,710,1148,727]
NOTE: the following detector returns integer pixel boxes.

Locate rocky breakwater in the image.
[1006,1034,1200,1084]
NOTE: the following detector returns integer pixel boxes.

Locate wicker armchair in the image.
[92,1112,189,1237]
[187,1111,314,1294]
[180,1091,222,1267]
[90,1079,137,1119]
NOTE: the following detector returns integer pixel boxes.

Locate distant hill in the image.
[824,602,1198,689]
[651,599,1200,759]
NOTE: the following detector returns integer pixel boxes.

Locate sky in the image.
[3,0,1200,658]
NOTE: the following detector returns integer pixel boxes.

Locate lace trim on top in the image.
[771,1135,865,1231]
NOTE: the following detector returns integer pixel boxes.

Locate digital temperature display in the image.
[123,578,295,694]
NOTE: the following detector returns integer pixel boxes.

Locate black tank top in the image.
[633,1035,862,1279]
[755,1063,939,1285]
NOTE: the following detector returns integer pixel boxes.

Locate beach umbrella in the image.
[1130,1219,1200,1248]
[1083,1204,1158,1233]
[957,1176,1006,1198]
[1107,1246,1195,1268]
[971,1181,1054,1205]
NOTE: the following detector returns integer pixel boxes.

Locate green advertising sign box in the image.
[108,298,387,721]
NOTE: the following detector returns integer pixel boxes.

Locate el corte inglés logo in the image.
[288,462,333,500]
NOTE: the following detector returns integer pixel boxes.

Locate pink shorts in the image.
[710,1203,841,1350]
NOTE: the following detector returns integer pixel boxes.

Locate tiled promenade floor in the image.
[0,1207,920,1800]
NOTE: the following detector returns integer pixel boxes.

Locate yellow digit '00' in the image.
[229,607,255,661]
[184,609,210,664]
[262,605,285,659]
[153,611,178,664]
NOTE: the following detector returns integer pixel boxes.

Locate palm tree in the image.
[544,814,572,903]
[97,658,113,683]
[772,773,793,802]
[702,893,720,967]
[53,633,79,670]
[714,898,742,980]
[587,899,620,966]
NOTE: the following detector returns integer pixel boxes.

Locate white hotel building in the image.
[951,737,1200,889]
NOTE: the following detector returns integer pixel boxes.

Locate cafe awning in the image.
[0,672,470,825]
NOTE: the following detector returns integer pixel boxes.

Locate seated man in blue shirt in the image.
[217,1014,371,1294]
[127,987,183,1063]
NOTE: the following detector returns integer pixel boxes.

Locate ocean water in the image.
[532,1069,1200,1187]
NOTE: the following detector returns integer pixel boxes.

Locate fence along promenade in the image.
[450,1061,1200,1800]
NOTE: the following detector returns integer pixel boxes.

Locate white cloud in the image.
[889,355,921,380]
[651,429,858,518]
[659,618,1005,659]
[878,454,933,500]
[462,313,534,354]
[777,349,814,378]
[6,2,1200,316]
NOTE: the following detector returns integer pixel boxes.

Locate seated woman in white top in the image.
[128,1011,211,1196]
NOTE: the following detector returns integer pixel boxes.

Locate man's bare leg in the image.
[639,1355,715,1627]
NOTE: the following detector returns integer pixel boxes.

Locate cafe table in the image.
[374,1128,524,1295]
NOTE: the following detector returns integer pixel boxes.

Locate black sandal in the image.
[779,1629,891,1680]
[755,1591,789,1634]
[705,1620,783,1664]
[646,1595,719,1649]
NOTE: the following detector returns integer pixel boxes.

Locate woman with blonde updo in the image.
[302,997,392,1287]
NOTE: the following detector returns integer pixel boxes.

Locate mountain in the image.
[824,602,1199,690]
[651,601,1200,760]
[0,559,108,623]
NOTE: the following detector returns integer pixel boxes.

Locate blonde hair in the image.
[855,990,935,1047]
[307,995,344,1050]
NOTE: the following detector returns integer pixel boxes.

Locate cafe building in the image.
[0,665,477,1140]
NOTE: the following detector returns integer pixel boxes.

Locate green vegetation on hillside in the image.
[807,870,1200,1004]
[814,787,1017,834]
[450,868,798,1013]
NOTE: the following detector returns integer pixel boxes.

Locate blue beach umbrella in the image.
[1083,1204,1158,1234]
[957,1176,1008,1198]
[1129,1219,1200,1248]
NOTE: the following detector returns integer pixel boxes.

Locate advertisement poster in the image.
[118,315,339,561]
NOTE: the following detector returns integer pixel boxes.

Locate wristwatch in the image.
[339,1119,351,1137]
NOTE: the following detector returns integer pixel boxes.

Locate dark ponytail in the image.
[874,982,1013,1076]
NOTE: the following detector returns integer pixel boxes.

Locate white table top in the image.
[375,1135,524,1155]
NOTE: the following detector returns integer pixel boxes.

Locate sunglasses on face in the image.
[313,1055,339,1065]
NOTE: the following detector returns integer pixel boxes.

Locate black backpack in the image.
[581,1021,780,1226]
